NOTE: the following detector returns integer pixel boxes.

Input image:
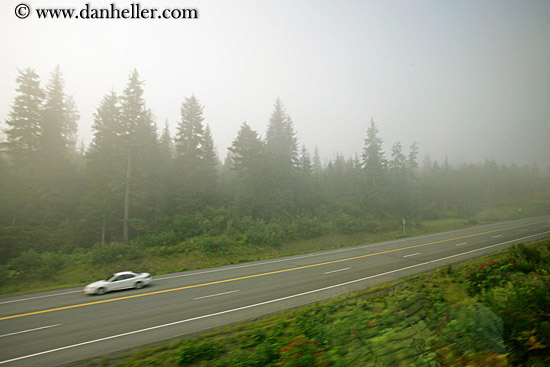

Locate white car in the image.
[84,271,152,295]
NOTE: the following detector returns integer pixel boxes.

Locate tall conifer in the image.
[3,68,44,166]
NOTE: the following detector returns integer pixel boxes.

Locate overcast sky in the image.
[1,0,549,168]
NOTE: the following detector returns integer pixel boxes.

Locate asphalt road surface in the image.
[1,216,549,366]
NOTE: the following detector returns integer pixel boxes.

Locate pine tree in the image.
[41,65,79,161]
[88,91,123,161]
[265,98,298,170]
[3,67,82,252]
[1,68,45,257]
[312,146,323,175]
[40,67,82,226]
[265,98,286,154]
[154,120,175,216]
[120,69,146,137]
[200,124,218,198]
[228,122,268,216]
[407,141,419,173]
[295,145,316,214]
[63,95,79,153]
[84,75,161,243]
[134,107,160,166]
[83,91,124,243]
[203,124,219,167]
[159,120,174,160]
[263,98,299,215]
[325,152,347,199]
[362,118,386,186]
[388,141,411,217]
[229,122,265,179]
[136,107,163,219]
[405,141,420,214]
[389,141,406,174]
[119,69,159,241]
[298,145,313,175]
[174,95,216,211]
[175,95,205,161]
[3,68,44,166]
[284,116,299,169]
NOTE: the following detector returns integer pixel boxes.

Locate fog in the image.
[1,0,549,167]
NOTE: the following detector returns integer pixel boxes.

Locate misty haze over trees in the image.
[1,67,549,264]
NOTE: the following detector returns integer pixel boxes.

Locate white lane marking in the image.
[0,324,61,339]
[2,232,546,366]
[324,268,350,275]
[492,235,502,238]
[154,239,415,281]
[455,242,468,246]
[0,290,82,305]
[403,253,420,258]
[194,290,240,300]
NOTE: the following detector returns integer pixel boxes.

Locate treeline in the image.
[1,67,548,263]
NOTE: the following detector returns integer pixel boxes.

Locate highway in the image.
[1,216,549,366]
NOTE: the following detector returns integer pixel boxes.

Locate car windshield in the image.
[106,274,117,282]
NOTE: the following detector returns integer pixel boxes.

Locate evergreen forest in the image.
[1,67,549,278]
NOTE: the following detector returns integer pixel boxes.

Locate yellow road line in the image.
[0,221,545,321]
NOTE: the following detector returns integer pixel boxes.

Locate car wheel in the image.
[135,281,143,289]
[97,287,105,295]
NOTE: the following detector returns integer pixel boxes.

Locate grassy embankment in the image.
[80,238,550,367]
[0,201,547,296]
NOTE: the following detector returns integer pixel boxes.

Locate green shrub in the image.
[286,216,327,240]
[10,249,42,275]
[9,250,66,279]
[363,219,381,233]
[37,251,67,278]
[509,242,547,266]
[178,339,224,366]
[331,212,361,234]
[197,235,241,255]
[277,337,330,367]
[147,244,185,257]
[482,272,550,366]
[241,329,268,349]
[0,265,17,287]
[443,304,505,354]
[139,229,181,247]
[89,242,141,265]
[244,220,284,247]
[296,306,333,341]
[171,214,205,239]
[465,259,521,295]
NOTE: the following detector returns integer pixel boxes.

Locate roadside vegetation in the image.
[0,203,546,296]
[80,238,550,367]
